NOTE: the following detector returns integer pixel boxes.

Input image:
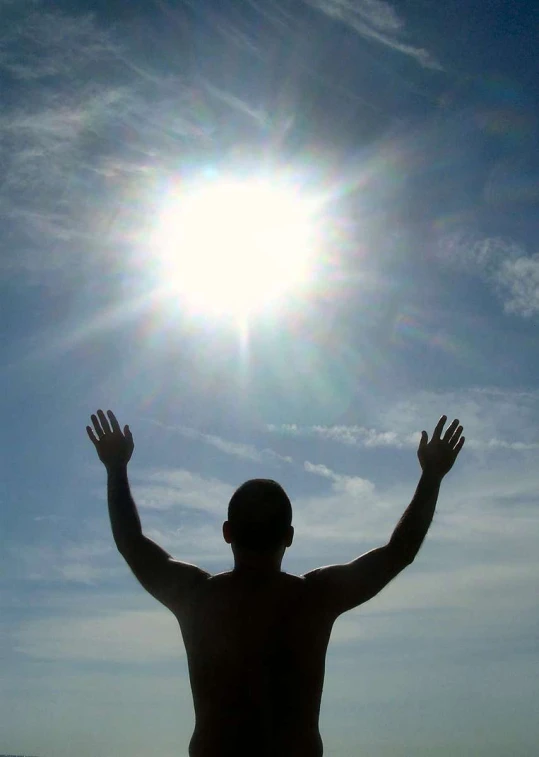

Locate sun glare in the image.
[151,176,318,317]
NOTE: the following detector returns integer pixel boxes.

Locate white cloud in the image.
[134,457,378,546]
[301,0,440,69]
[436,232,522,277]
[133,468,234,514]
[269,423,413,447]
[143,523,228,565]
[291,475,383,545]
[304,461,337,478]
[304,460,375,496]
[494,253,539,317]
[436,232,539,318]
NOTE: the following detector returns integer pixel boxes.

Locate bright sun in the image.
[151,176,318,317]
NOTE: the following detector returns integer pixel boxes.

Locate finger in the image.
[432,415,447,440]
[91,414,104,438]
[97,408,112,435]
[86,426,99,446]
[453,436,465,456]
[449,425,463,447]
[443,418,459,442]
[107,410,121,433]
[419,430,428,447]
[124,425,134,449]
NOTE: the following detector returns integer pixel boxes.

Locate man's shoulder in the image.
[205,570,303,581]
[199,570,308,601]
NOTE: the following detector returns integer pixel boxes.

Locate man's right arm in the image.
[106,463,143,553]
[87,409,209,610]
[87,409,140,552]
[303,415,465,617]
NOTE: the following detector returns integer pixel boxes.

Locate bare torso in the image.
[173,569,336,757]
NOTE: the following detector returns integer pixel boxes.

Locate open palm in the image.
[87,409,134,469]
[418,415,465,478]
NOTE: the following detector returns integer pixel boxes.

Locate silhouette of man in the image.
[87,409,464,757]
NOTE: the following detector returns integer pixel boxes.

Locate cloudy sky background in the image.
[1,1,538,755]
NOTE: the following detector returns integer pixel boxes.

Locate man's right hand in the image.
[417,415,465,478]
[87,409,134,470]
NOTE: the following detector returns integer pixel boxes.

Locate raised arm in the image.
[304,415,465,617]
[87,409,208,610]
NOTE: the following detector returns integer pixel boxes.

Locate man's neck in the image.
[232,562,283,578]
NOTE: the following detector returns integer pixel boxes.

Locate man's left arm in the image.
[304,415,465,616]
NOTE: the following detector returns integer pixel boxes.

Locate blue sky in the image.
[1,1,539,755]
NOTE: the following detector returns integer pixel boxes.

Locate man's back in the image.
[87,409,465,757]
[175,570,335,757]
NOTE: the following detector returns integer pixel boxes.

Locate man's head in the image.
[222,479,294,560]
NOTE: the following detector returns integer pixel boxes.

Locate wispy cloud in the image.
[436,232,522,276]
[304,461,375,496]
[0,4,120,81]
[301,0,440,69]
[0,2,208,279]
[376,388,539,452]
[146,419,293,464]
[10,540,120,584]
[267,388,539,452]
[436,232,539,318]
[132,469,234,515]
[495,253,539,318]
[268,425,539,452]
[268,423,415,447]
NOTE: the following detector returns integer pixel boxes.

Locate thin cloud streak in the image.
[145,419,293,465]
[269,423,414,447]
[301,0,441,69]
[268,423,539,451]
